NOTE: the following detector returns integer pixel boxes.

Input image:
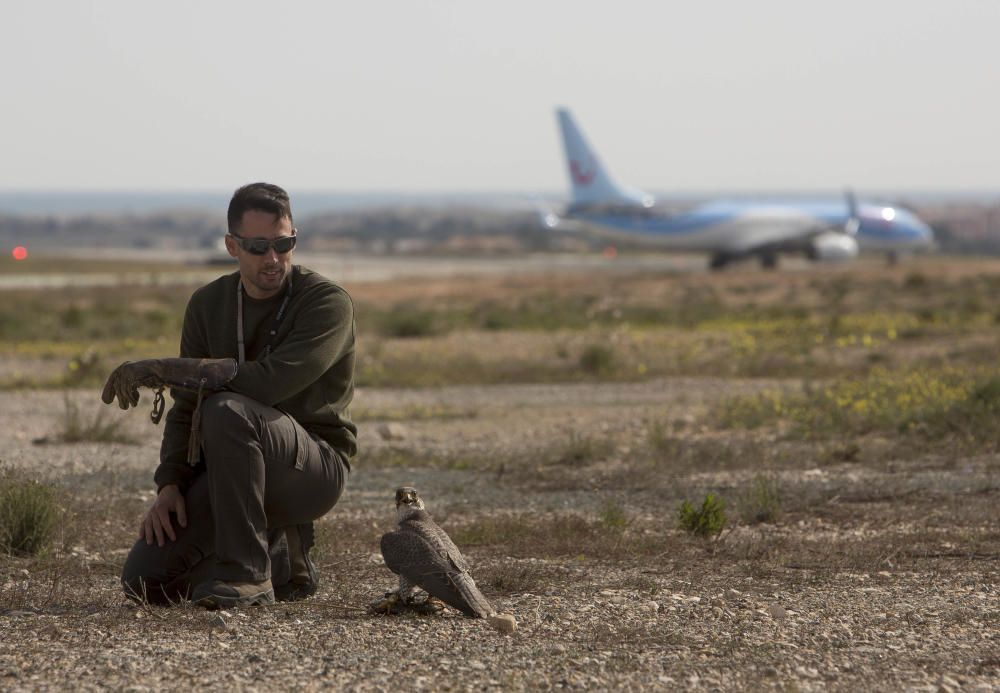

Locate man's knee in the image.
[121,560,173,605]
[200,392,258,431]
[121,543,207,606]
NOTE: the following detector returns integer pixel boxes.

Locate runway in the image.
[0,250,728,290]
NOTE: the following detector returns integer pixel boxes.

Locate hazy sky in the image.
[3,1,998,193]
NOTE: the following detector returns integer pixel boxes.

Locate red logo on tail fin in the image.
[570,160,596,186]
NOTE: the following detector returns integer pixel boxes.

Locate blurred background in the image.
[2,0,999,259]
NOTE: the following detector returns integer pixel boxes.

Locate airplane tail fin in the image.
[843,188,860,236]
[556,107,653,210]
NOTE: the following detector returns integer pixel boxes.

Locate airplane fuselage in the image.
[569,199,934,256]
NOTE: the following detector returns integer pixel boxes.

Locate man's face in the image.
[225,209,296,299]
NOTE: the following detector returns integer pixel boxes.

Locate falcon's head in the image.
[394,486,425,520]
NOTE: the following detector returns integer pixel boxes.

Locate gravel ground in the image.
[2,381,999,691]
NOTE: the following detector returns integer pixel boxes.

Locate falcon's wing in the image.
[416,518,471,573]
[380,524,493,618]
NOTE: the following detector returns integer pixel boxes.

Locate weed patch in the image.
[738,474,782,525]
[543,432,615,467]
[479,560,548,595]
[371,305,447,338]
[40,397,139,445]
[579,343,616,375]
[598,500,630,533]
[677,494,727,538]
[0,469,61,556]
[717,367,1000,451]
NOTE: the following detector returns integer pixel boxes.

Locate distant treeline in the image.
[1,203,998,255]
[0,207,587,254]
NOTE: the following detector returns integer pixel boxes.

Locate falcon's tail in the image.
[450,573,494,618]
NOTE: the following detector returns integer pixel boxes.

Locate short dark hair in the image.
[227,182,294,234]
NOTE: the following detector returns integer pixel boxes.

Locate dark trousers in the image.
[121,392,348,603]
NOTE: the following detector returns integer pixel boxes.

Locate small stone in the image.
[469,660,487,670]
[643,601,660,614]
[939,674,961,691]
[725,588,741,600]
[762,666,779,677]
[795,666,820,679]
[377,423,407,441]
[487,613,518,634]
[768,603,786,620]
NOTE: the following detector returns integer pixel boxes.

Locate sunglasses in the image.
[228,233,297,255]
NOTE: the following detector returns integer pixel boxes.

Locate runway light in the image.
[603,245,618,259]
[12,246,27,261]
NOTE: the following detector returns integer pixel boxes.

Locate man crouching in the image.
[102,182,355,608]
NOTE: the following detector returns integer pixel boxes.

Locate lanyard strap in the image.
[237,270,294,365]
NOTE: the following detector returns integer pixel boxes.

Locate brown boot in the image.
[274,523,319,602]
[192,579,274,609]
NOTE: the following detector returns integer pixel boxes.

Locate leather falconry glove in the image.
[101,358,237,468]
[101,358,238,412]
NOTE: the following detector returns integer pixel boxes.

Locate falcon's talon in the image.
[369,590,403,615]
[422,596,447,613]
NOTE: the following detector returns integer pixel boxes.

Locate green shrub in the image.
[0,469,61,556]
[677,494,726,537]
[374,306,444,338]
[579,344,616,375]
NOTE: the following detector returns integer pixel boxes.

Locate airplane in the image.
[544,108,935,269]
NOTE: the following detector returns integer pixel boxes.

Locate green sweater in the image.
[155,265,356,492]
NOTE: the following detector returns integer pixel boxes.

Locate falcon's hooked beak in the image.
[395,487,420,508]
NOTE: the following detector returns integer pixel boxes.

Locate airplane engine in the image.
[809,232,859,262]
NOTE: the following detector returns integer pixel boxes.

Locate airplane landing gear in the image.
[709,253,730,271]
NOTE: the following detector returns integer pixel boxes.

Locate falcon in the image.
[375,487,494,618]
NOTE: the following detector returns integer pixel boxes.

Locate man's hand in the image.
[102,361,160,410]
[140,484,188,546]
